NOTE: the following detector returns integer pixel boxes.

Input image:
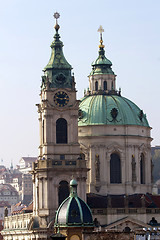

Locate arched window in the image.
[110,153,121,183]
[111,81,114,90]
[140,153,145,184]
[58,181,69,205]
[56,118,67,144]
[103,81,107,90]
[95,81,98,91]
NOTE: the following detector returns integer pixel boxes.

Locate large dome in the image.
[78,94,149,127]
[78,27,152,197]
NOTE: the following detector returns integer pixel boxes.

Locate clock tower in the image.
[32,13,87,226]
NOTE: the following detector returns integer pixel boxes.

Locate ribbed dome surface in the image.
[55,180,93,227]
[91,56,112,67]
[90,49,114,75]
[55,197,93,227]
[78,94,149,127]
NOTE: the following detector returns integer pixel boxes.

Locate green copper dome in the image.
[90,47,114,76]
[44,23,72,71]
[55,180,93,227]
[78,94,149,127]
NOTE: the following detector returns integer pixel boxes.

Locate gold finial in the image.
[53,12,60,31]
[98,25,105,48]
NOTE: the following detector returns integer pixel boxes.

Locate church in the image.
[2,13,160,240]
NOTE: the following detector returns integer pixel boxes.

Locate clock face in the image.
[54,91,69,107]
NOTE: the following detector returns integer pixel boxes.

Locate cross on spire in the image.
[98,25,104,48]
[53,12,60,32]
[98,25,104,34]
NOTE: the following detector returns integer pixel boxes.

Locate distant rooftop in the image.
[19,157,37,169]
[20,157,37,163]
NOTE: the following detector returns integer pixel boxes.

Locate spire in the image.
[43,13,73,89]
[89,26,114,76]
[10,160,13,170]
[44,12,71,71]
[52,12,62,47]
[98,25,105,53]
[97,25,106,58]
[54,12,60,32]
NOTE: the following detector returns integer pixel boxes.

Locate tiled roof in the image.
[0,201,10,207]
[14,201,22,207]
[87,193,107,208]
[0,184,18,194]
[22,202,33,213]
[11,201,33,215]
[20,157,37,163]
[11,202,26,215]
[0,166,7,170]
[87,193,160,209]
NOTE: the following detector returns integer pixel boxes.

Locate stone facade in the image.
[79,127,152,195]
[31,17,88,226]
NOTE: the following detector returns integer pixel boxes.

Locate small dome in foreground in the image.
[55,180,93,227]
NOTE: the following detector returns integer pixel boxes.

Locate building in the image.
[2,14,160,240]
[2,14,88,240]
[0,168,13,185]
[77,25,155,227]
[0,167,22,192]
[31,12,87,226]
[18,157,36,204]
[0,184,19,206]
[20,174,33,205]
[78,25,152,196]
[0,166,8,184]
[0,164,32,205]
[151,146,160,194]
[19,157,37,174]
[0,158,35,205]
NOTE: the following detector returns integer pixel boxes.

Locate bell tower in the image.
[32,13,87,226]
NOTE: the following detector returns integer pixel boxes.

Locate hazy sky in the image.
[0,0,160,167]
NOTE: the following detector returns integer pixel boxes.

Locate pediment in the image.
[105,216,150,232]
[19,158,25,163]
[106,143,124,154]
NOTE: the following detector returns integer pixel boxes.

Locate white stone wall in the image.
[2,213,48,240]
[79,124,152,195]
[89,74,116,93]
[32,86,88,222]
